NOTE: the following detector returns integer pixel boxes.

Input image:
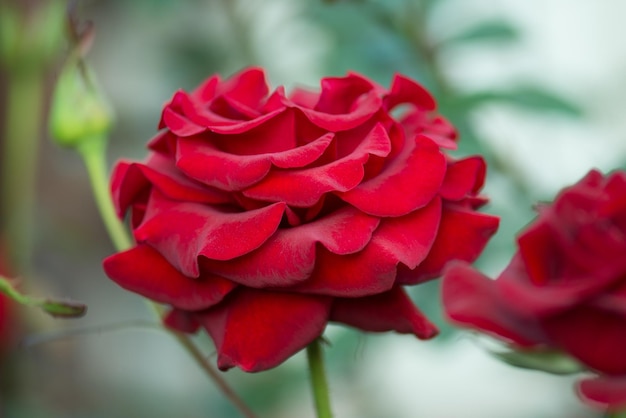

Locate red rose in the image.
[443,169,626,410]
[103,68,498,372]
[0,249,15,355]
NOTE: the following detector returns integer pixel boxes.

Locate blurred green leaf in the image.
[440,20,519,47]
[491,347,584,375]
[0,276,86,318]
[457,87,583,117]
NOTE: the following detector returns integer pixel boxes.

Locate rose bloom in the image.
[104,68,498,372]
[443,169,626,411]
[0,250,14,355]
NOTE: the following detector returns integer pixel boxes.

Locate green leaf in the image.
[0,276,87,319]
[440,20,519,47]
[491,347,584,375]
[457,87,583,117]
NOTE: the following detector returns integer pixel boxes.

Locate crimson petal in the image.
[401,204,499,283]
[243,123,392,206]
[196,289,331,372]
[134,190,285,276]
[578,375,626,411]
[291,197,441,297]
[542,306,626,374]
[201,207,380,287]
[176,132,334,191]
[330,286,438,339]
[339,135,446,217]
[163,308,201,333]
[103,244,236,311]
[384,74,436,111]
[442,262,543,346]
[439,156,486,201]
[293,74,383,131]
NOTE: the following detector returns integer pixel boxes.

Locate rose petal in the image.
[103,244,236,311]
[497,254,626,317]
[293,74,383,131]
[163,90,287,135]
[189,74,219,102]
[384,74,436,112]
[578,375,626,411]
[293,198,440,297]
[442,262,544,346]
[162,104,207,137]
[330,286,438,339]
[373,196,442,269]
[439,156,486,201]
[134,190,285,276]
[339,134,446,217]
[112,154,232,218]
[111,161,141,217]
[543,306,626,374]
[163,308,201,333]
[242,123,392,206]
[291,242,396,297]
[399,204,499,283]
[196,289,331,372]
[176,118,334,191]
[201,206,380,287]
[213,67,269,111]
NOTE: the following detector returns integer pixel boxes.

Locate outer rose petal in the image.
[399,204,499,283]
[439,156,486,201]
[134,190,285,276]
[496,254,626,317]
[291,197,441,297]
[196,289,332,372]
[163,308,201,333]
[330,286,438,339]
[339,135,446,217]
[113,155,232,214]
[383,73,436,112]
[103,244,236,311]
[442,262,545,346]
[201,207,380,287]
[578,375,626,411]
[542,306,626,375]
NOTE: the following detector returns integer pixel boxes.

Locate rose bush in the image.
[443,169,626,410]
[103,68,498,372]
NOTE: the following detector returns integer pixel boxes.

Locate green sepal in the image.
[491,346,584,375]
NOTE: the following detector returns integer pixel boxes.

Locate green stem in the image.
[173,333,258,418]
[606,411,626,418]
[1,71,45,272]
[79,140,258,418]
[307,339,333,418]
[77,135,133,252]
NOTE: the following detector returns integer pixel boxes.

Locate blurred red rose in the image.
[104,68,498,372]
[0,247,15,356]
[443,169,626,410]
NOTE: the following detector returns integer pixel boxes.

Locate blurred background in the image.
[1,0,626,417]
